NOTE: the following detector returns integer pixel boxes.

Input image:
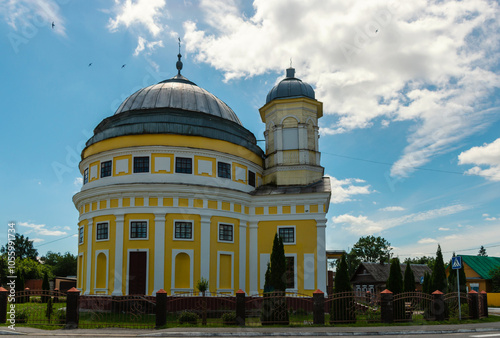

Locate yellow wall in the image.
[91,215,117,294]
[488,293,500,306]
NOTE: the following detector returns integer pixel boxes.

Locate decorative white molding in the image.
[84,219,93,295]
[115,159,129,175]
[112,215,124,296]
[197,159,213,175]
[200,216,211,281]
[316,219,327,293]
[154,156,170,172]
[303,253,315,290]
[249,222,258,295]
[153,214,166,295]
[239,222,247,291]
[259,253,270,290]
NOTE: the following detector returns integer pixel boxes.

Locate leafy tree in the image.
[0,255,8,286]
[478,246,487,257]
[270,233,286,292]
[430,245,447,293]
[386,258,403,294]
[406,256,436,271]
[331,254,355,323]
[350,235,392,264]
[491,266,500,293]
[334,254,352,293]
[41,251,77,277]
[17,257,52,280]
[403,262,416,292]
[0,233,38,260]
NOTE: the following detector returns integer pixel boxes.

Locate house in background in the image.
[351,262,431,294]
[446,255,500,292]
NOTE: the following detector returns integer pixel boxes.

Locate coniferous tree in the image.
[448,254,467,293]
[422,271,431,294]
[42,271,50,303]
[386,258,403,294]
[270,233,286,292]
[478,246,487,257]
[431,244,447,293]
[403,262,416,292]
[330,254,355,323]
[334,254,352,293]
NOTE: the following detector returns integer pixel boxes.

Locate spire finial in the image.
[176,37,183,75]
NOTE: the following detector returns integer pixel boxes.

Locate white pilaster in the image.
[111,215,124,296]
[153,213,166,295]
[84,219,93,295]
[200,215,211,281]
[249,221,258,295]
[316,219,327,293]
[276,126,283,164]
[238,221,247,291]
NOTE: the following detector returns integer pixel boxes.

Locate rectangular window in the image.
[96,222,109,240]
[248,171,256,187]
[83,168,89,184]
[174,221,193,239]
[175,157,192,174]
[217,162,231,179]
[278,227,295,244]
[130,221,147,239]
[100,160,112,178]
[133,156,150,173]
[78,227,84,244]
[286,256,295,289]
[219,223,233,242]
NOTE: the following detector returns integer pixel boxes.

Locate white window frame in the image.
[132,155,150,174]
[282,128,299,150]
[95,222,109,242]
[94,249,109,293]
[217,222,234,243]
[173,220,194,241]
[78,226,84,245]
[129,219,149,240]
[277,225,296,245]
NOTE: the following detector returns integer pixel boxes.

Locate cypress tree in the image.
[270,233,286,292]
[330,254,355,323]
[334,254,352,292]
[422,271,430,294]
[386,258,403,294]
[431,245,447,293]
[42,271,50,303]
[403,262,416,292]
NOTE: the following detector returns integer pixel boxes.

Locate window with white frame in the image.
[174,221,193,240]
[78,227,84,245]
[83,168,88,184]
[130,221,148,239]
[278,227,295,244]
[218,223,233,242]
[96,222,109,241]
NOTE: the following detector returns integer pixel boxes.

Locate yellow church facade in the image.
[73,59,331,296]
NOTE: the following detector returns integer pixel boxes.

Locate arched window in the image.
[282,117,299,150]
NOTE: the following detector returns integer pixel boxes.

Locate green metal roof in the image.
[459,255,500,279]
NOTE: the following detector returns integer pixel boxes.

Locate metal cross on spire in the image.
[176,37,183,75]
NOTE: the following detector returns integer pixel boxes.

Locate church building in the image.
[73,55,331,296]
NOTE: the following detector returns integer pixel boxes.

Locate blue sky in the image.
[1,0,499,261]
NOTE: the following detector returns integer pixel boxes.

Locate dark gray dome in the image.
[266,68,315,104]
[114,75,242,125]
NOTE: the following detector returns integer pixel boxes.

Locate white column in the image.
[249,221,259,295]
[275,126,283,164]
[84,219,93,295]
[316,219,327,293]
[111,215,124,296]
[153,213,166,295]
[200,215,211,281]
[239,221,247,291]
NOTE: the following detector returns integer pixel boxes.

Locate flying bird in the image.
[88,63,92,67]
[121,64,126,68]
[375,29,378,33]
[51,22,55,29]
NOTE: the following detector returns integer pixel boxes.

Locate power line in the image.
[35,234,76,248]
[398,242,500,258]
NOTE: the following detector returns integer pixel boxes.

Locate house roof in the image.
[351,262,432,283]
[459,255,500,279]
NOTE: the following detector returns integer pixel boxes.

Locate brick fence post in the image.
[480,291,488,318]
[65,287,80,329]
[313,289,325,325]
[155,289,167,328]
[380,289,393,323]
[468,290,479,320]
[54,288,59,303]
[236,289,246,326]
[432,290,445,321]
[24,287,30,304]
[0,287,7,324]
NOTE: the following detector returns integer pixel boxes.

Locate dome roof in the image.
[266,68,315,104]
[114,74,242,125]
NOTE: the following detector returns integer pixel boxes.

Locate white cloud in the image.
[73,177,83,186]
[108,0,167,36]
[327,175,372,204]
[63,226,71,231]
[31,238,44,243]
[18,221,67,236]
[379,206,405,212]
[458,138,500,181]
[183,0,500,178]
[438,227,450,231]
[418,238,438,244]
[485,217,498,221]
[0,0,67,36]
[332,204,469,235]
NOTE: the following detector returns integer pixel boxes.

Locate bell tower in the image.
[260,67,324,186]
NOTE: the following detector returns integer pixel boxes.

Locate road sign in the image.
[452,256,462,270]
[420,276,424,284]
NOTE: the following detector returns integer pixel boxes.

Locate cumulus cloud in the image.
[458,138,500,181]
[327,175,373,204]
[379,206,405,212]
[31,238,44,243]
[332,204,469,235]
[108,0,167,36]
[183,0,500,178]
[418,238,438,244]
[74,177,83,186]
[18,221,67,236]
[0,0,67,36]
[438,227,450,231]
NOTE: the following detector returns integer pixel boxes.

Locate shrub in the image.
[178,311,199,325]
[221,312,236,325]
[196,277,209,294]
[55,308,66,324]
[17,309,28,323]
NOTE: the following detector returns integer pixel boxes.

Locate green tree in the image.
[331,254,355,323]
[478,246,487,257]
[491,266,500,292]
[403,262,416,292]
[407,256,436,270]
[386,258,403,294]
[422,271,431,294]
[334,254,352,293]
[42,271,50,303]
[41,251,77,277]
[447,254,466,293]
[430,245,447,293]
[350,236,392,264]
[0,233,38,260]
[270,233,286,292]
